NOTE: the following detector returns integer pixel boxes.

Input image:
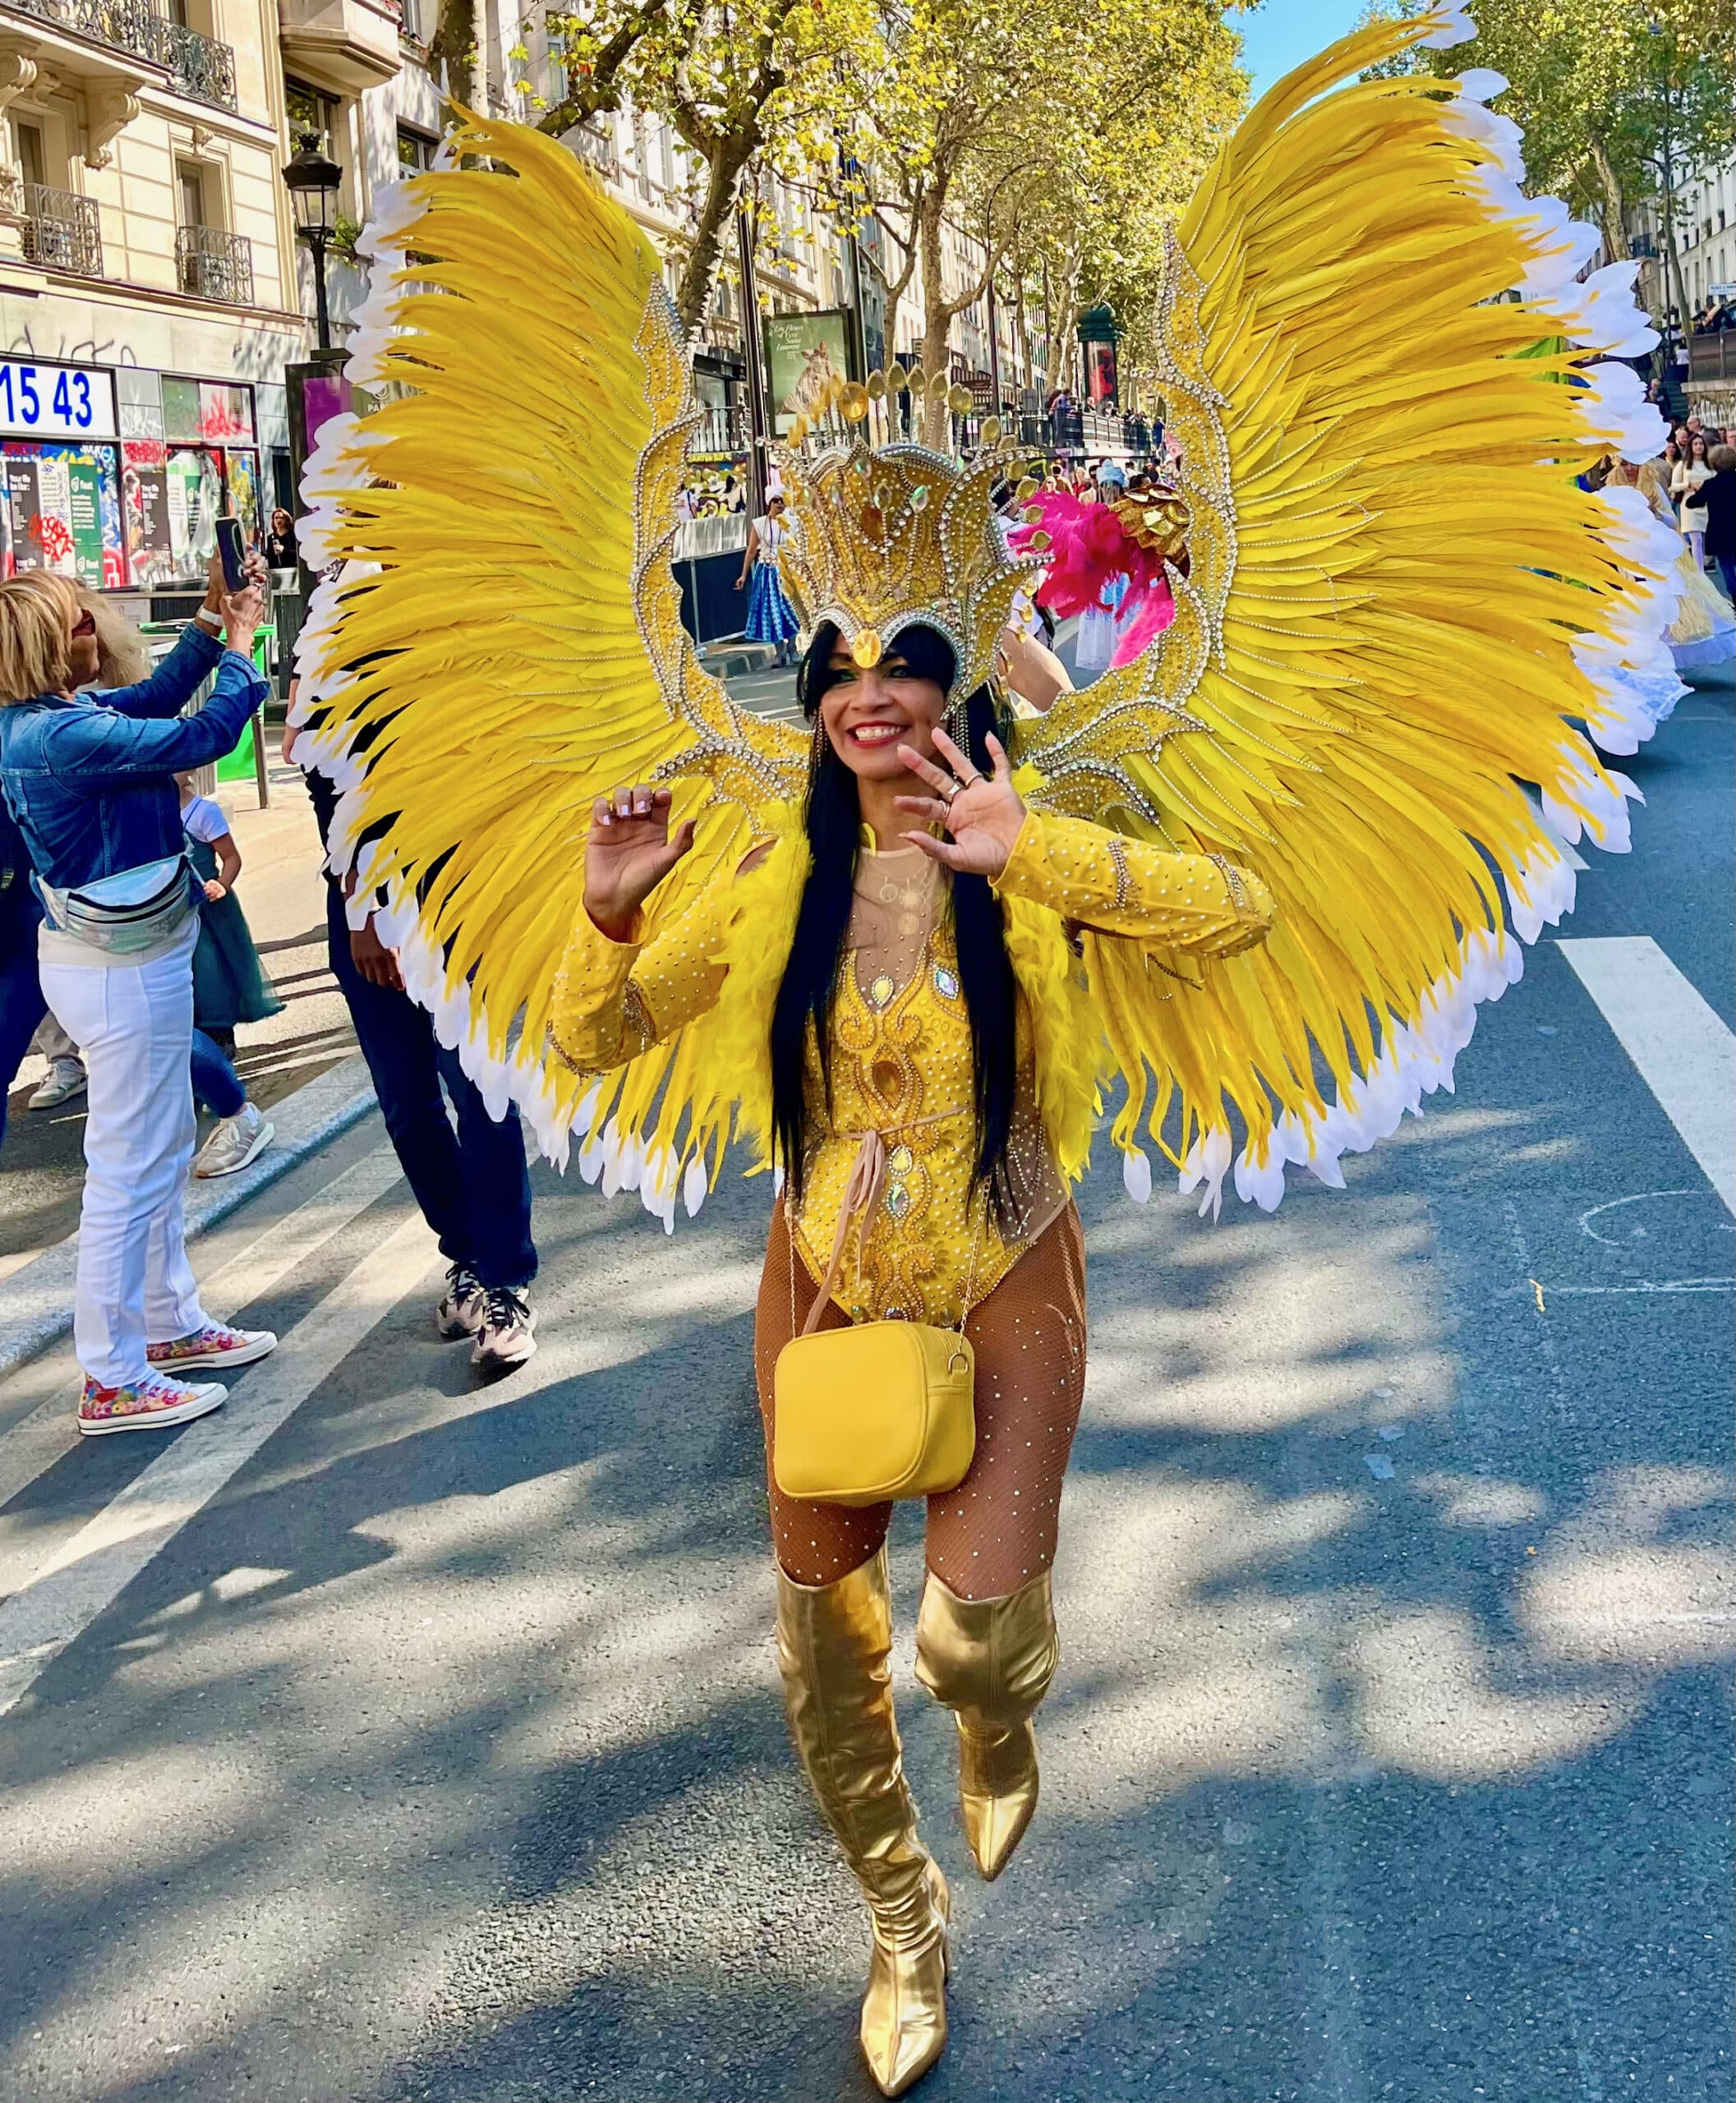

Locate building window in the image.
[397,124,435,174]
[14,120,47,190]
[285,78,338,156]
[176,159,207,229]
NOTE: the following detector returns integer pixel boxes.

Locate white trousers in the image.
[39,923,209,1387]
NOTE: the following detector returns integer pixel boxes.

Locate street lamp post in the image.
[282,131,343,355]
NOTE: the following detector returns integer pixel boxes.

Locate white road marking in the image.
[0,1209,439,1718]
[1559,937,1736,1215]
[0,1143,404,1514]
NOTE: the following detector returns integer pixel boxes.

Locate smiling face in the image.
[818,637,948,782]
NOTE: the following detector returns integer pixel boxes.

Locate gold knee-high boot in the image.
[914,1567,1058,1882]
[775,1546,950,2097]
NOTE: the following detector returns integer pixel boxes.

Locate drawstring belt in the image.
[798,1113,985,1339]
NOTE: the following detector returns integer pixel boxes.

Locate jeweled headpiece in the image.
[771,374,1047,698]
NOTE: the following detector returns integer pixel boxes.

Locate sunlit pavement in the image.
[0,669,1730,2103]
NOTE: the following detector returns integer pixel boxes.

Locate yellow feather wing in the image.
[1018,4,1676,1214]
[291,112,803,1154]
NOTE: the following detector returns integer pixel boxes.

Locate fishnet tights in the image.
[754,1201,1087,1599]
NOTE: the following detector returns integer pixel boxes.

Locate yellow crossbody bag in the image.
[773,1133,978,1507]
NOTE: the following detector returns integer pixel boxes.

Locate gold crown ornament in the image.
[772,373,1047,698]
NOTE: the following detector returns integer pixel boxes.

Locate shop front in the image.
[0,352,268,601]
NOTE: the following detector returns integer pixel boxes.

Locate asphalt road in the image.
[0,664,1730,2103]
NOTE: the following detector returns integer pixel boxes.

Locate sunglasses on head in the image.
[71,609,96,638]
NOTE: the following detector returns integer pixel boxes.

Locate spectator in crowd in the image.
[0,789,44,1149]
[26,1013,85,1110]
[1701,444,1736,603]
[177,771,279,1177]
[265,508,298,571]
[284,697,541,1371]
[0,560,278,1434]
[1673,432,1714,567]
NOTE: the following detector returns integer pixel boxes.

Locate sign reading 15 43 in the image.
[0,358,118,441]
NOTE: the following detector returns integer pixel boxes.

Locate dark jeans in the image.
[1714,552,1735,604]
[326,883,536,1287]
[0,924,48,1151]
[191,1029,245,1119]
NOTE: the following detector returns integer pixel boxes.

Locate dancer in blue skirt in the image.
[735,492,800,665]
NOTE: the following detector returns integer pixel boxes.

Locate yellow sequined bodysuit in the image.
[551,809,1272,1323]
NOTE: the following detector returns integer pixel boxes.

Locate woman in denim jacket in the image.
[0,562,279,1436]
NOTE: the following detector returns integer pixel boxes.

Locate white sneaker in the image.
[472,1285,536,1371]
[436,1264,486,1339]
[194,1102,274,1179]
[29,1057,86,1111]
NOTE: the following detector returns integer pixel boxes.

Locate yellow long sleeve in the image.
[549,889,730,1074]
[992,809,1272,959]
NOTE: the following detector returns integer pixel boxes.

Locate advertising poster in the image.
[167,446,222,578]
[4,445,76,574]
[122,439,176,587]
[3,452,39,577]
[225,449,260,543]
[2,442,127,586]
[763,311,853,436]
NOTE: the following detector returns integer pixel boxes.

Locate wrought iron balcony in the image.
[160,17,234,106]
[176,223,253,306]
[0,0,237,108]
[20,182,103,276]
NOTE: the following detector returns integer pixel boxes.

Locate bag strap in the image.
[799,1130,886,1337]
[792,1125,988,1342]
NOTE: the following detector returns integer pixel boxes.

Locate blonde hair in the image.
[0,571,150,703]
[85,588,151,686]
[0,571,76,705]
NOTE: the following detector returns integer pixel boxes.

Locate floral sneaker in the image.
[77,1374,227,1438]
[145,1323,279,1372]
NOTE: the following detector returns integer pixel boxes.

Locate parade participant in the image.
[1608,458,1734,676]
[294,9,1674,2087]
[0,564,278,1433]
[736,491,801,665]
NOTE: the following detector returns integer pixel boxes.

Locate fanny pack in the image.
[39,854,195,958]
[772,1130,979,1507]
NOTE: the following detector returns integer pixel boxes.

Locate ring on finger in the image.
[940,778,960,802]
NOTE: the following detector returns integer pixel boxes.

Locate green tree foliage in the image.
[851,0,1244,439]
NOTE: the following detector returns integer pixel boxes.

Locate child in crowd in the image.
[177,774,279,1177]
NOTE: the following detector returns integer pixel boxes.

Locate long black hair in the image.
[769,621,1021,1223]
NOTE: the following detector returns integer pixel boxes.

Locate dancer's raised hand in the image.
[584,783,694,942]
[894,728,1025,877]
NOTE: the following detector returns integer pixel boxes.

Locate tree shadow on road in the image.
[0,1010,1730,2103]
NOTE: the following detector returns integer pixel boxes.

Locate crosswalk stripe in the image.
[0,1142,404,1514]
[0,1208,439,1718]
[1558,936,1736,1215]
